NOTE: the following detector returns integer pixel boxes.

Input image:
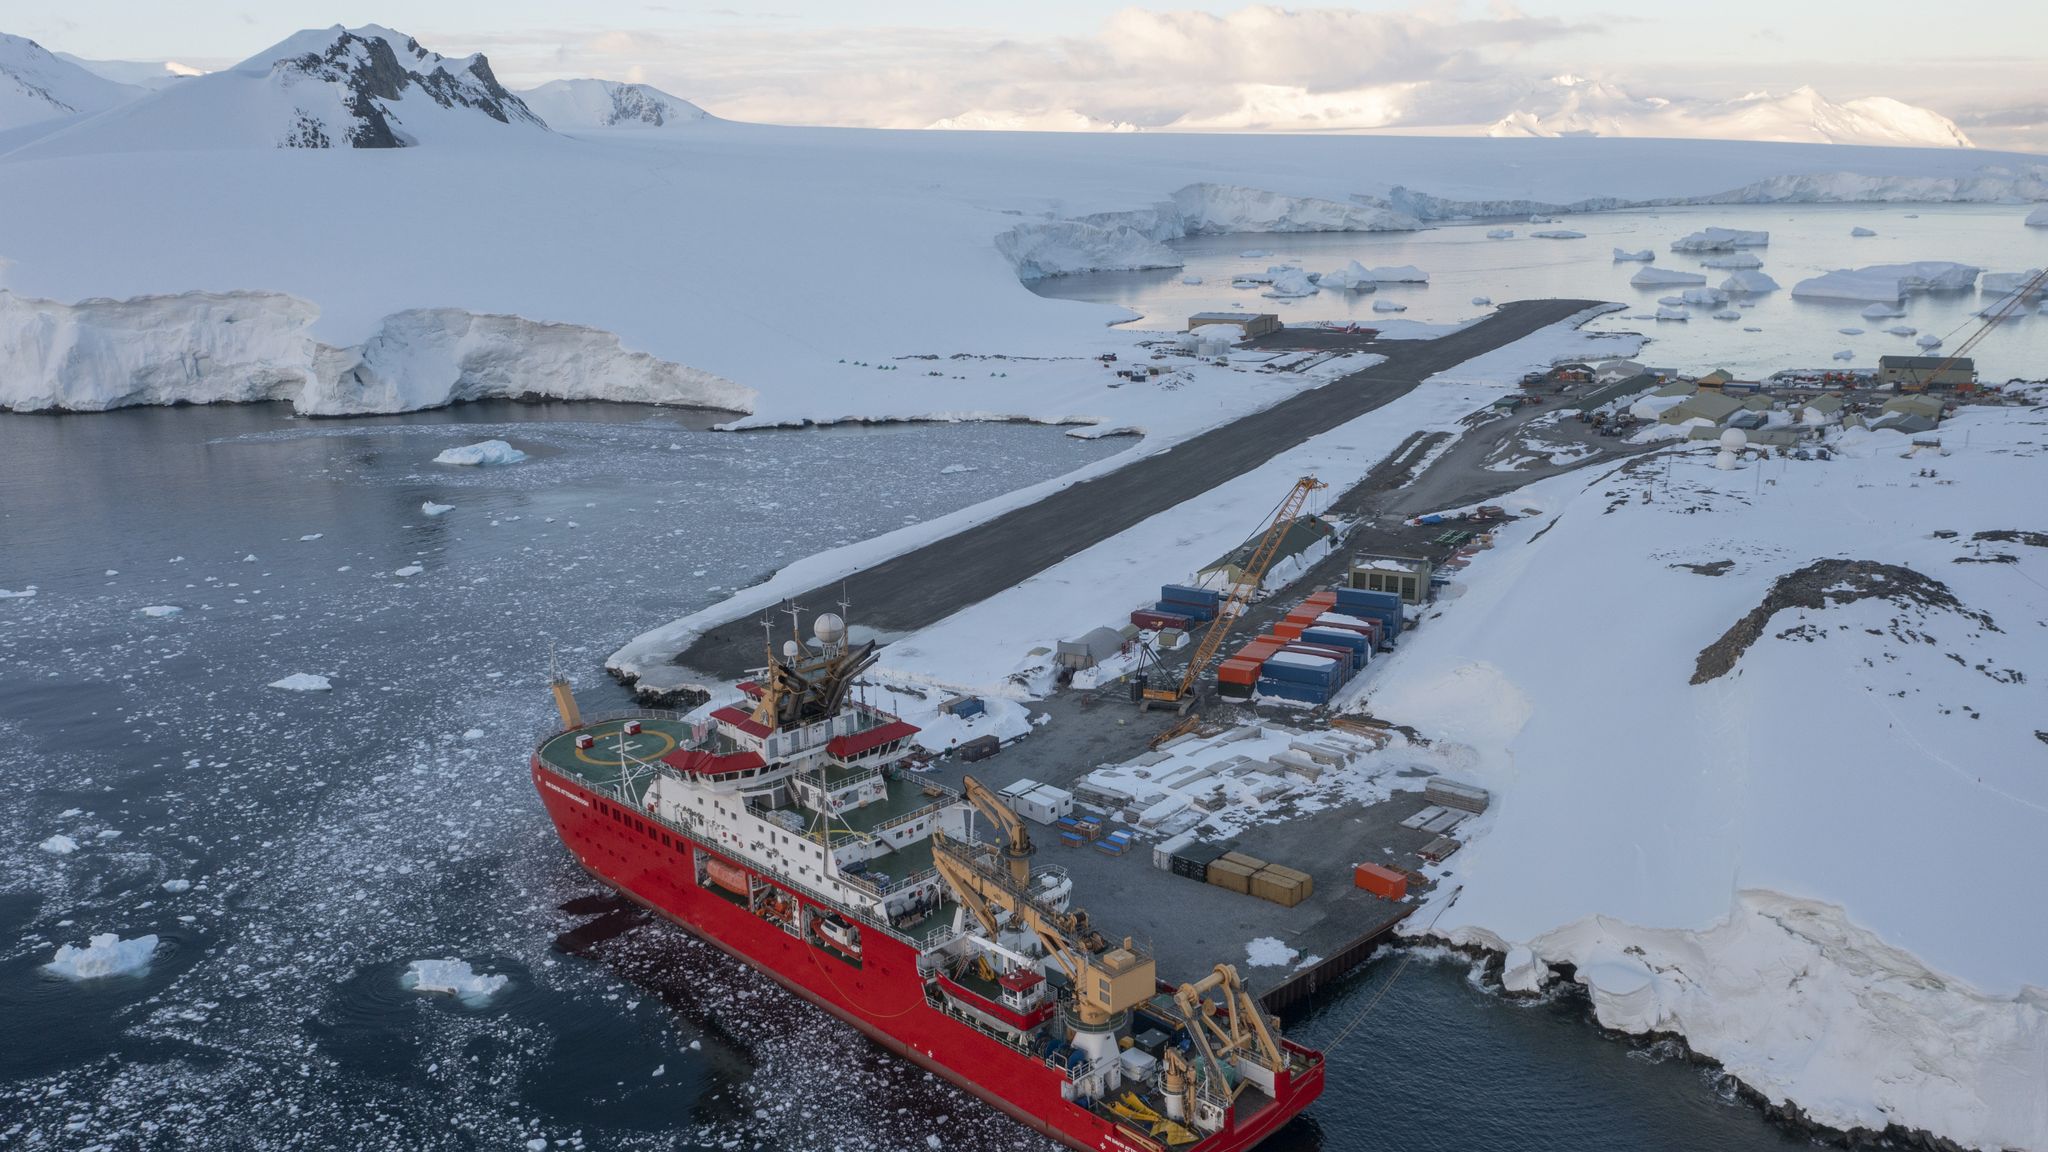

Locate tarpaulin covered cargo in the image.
[1056,626,1125,669]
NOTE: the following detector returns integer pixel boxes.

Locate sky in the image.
[13,1,2047,147]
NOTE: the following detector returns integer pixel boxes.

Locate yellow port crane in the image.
[1142,475,1327,711]
[960,774,1033,886]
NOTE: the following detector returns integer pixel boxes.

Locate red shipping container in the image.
[1284,642,1352,668]
[1353,862,1407,900]
[1283,606,1322,624]
[1304,591,1339,608]
[1131,609,1193,631]
[1216,659,1261,686]
[1270,622,1304,641]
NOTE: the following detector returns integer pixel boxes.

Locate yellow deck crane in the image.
[1913,266,2048,391]
[1141,475,1327,712]
[960,774,1034,886]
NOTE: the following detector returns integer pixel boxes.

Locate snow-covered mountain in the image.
[54,52,207,91]
[518,78,710,130]
[1488,78,1973,149]
[0,33,142,130]
[11,25,544,154]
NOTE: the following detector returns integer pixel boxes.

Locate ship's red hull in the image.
[533,761,1322,1152]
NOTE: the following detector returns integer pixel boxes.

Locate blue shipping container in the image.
[1257,677,1331,705]
[1335,588,1403,614]
[1160,584,1222,608]
[1154,600,1215,622]
[1260,654,1340,688]
[1300,628,1367,668]
[952,697,985,718]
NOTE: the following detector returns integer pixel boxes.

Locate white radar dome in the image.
[814,612,846,646]
[1719,428,1749,451]
[1715,449,1738,471]
[782,639,801,661]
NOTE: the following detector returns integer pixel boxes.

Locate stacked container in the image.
[1297,627,1367,669]
[1258,650,1339,705]
[1333,587,1403,642]
[1158,584,1222,623]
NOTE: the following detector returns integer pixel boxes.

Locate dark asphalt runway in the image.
[675,300,1602,678]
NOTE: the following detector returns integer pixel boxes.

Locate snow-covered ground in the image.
[1358,404,2048,1150]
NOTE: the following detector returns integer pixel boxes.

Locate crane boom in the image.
[960,774,1034,885]
[1923,266,2048,387]
[1144,475,1327,706]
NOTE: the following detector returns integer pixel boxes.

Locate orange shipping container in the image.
[1304,591,1339,607]
[1241,638,1284,657]
[1216,660,1261,686]
[1352,862,1407,901]
[1270,622,1303,641]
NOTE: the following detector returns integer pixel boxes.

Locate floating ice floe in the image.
[1839,327,1865,336]
[1372,300,1407,313]
[1743,326,1763,332]
[1655,306,1689,321]
[1470,296,1492,306]
[1,586,38,599]
[1700,252,1764,269]
[1671,227,1769,252]
[1179,275,1203,285]
[1887,325,1918,336]
[162,879,191,892]
[299,533,322,541]
[39,834,78,855]
[1530,229,1585,239]
[1631,266,1707,288]
[462,728,485,741]
[1791,261,1980,302]
[404,958,509,1004]
[421,501,454,517]
[1981,270,2045,297]
[138,605,182,617]
[1719,270,1779,294]
[1916,334,1944,349]
[1832,349,1856,361]
[45,933,158,980]
[1681,287,1726,306]
[1658,296,1686,307]
[2026,206,2048,227]
[1260,268,1317,298]
[1245,937,1300,967]
[1314,260,1374,291]
[1361,264,1428,283]
[1851,226,1878,237]
[1861,302,1907,319]
[1485,228,1514,239]
[1712,310,1742,320]
[393,565,424,577]
[1612,247,1654,262]
[1238,249,1270,258]
[938,463,978,474]
[267,673,332,692]
[434,439,527,466]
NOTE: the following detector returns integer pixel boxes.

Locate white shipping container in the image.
[1154,830,1198,871]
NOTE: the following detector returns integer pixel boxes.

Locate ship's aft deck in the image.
[536,716,701,792]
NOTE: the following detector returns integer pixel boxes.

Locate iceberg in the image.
[1362,264,1428,283]
[1712,309,1742,320]
[2027,206,2048,227]
[421,501,453,516]
[1530,229,1585,239]
[1860,302,1907,319]
[1886,326,1917,336]
[1700,252,1764,269]
[138,605,182,617]
[1658,296,1687,306]
[1261,268,1317,298]
[1179,275,1203,285]
[1631,266,1707,287]
[45,933,159,980]
[1916,333,1943,349]
[1372,300,1407,313]
[268,673,332,691]
[1790,262,1980,302]
[1671,227,1769,251]
[1314,260,1376,291]
[992,220,1182,279]
[1851,226,1878,237]
[403,958,509,1004]
[1471,296,1492,306]
[1612,247,1655,262]
[1655,306,1689,320]
[434,440,527,466]
[1720,271,1780,294]
[1981,270,2045,298]
[1485,228,1515,239]
[1832,349,1856,361]
[1839,327,1865,335]
[39,834,78,854]
[1681,287,1727,306]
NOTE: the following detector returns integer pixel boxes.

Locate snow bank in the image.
[1612,247,1653,262]
[1671,227,1769,251]
[433,439,526,466]
[1245,937,1300,967]
[1631,267,1706,288]
[1521,894,2048,1152]
[0,290,753,415]
[45,933,159,979]
[1719,270,1779,294]
[992,219,1182,279]
[267,673,332,691]
[403,958,509,1003]
[1791,262,1981,302]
